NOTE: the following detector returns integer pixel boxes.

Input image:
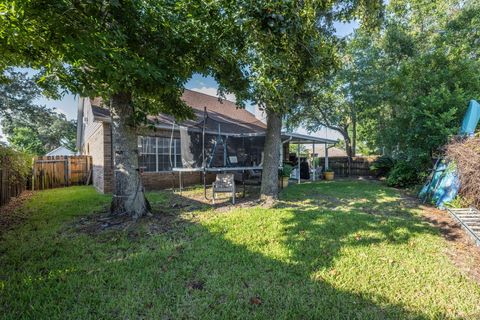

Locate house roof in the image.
[86,89,337,144]
[89,89,266,135]
[305,144,347,157]
[46,146,75,156]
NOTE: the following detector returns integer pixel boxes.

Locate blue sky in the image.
[1,21,357,141]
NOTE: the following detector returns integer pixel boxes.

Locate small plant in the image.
[280,164,293,177]
[370,155,395,177]
[386,160,423,188]
[324,168,334,172]
[444,195,468,209]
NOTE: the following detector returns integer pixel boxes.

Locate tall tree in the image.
[0,70,76,155]
[287,74,358,173]
[234,0,383,201]
[0,1,247,218]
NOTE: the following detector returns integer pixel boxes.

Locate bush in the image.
[370,155,395,177]
[0,144,32,186]
[386,160,423,188]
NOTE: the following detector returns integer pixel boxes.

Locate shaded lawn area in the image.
[1,181,480,319]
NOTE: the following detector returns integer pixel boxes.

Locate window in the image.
[138,136,182,172]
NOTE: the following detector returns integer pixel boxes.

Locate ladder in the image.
[447,207,480,247]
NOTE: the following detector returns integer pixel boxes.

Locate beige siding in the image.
[84,124,110,193]
[102,123,113,193]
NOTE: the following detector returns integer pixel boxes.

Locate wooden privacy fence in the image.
[33,156,92,190]
[0,167,26,207]
[317,156,378,177]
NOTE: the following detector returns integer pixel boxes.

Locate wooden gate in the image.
[32,156,92,190]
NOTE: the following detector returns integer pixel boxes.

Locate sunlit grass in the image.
[1,181,480,319]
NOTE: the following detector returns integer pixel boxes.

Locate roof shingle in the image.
[90,89,266,134]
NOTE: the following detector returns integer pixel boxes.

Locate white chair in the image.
[212,173,236,204]
[314,166,323,180]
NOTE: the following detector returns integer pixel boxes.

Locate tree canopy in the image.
[1,0,254,217]
[293,0,480,185]
[1,0,248,116]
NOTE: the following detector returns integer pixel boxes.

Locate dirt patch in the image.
[67,206,185,238]
[66,188,263,237]
[0,191,34,233]
[420,204,480,284]
[398,192,480,284]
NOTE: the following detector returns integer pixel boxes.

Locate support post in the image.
[324,143,329,170]
[297,144,301,184]
[179,171,182,195]
[312,143,316,181]
[203,170,207,200]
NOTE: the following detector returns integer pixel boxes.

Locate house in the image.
[45,146,75,156]
[305,145,347,158]
[77,89,336,193]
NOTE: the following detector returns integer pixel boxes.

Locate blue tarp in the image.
[460,100,480,136]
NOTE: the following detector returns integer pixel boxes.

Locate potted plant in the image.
[324,168,334,181]
[279,164,293,187]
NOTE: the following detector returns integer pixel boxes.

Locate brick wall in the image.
[141,171,215,190]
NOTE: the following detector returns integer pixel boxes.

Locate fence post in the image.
[65,156,69,187]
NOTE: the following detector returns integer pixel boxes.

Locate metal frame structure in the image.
[171,107,338,199]
[447,207,480,247]
[280,132,337,184]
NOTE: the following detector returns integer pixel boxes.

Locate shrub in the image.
[386,160,423,188]
[0,144,32,186]
[370,155,395,177]
[280,164,293,177]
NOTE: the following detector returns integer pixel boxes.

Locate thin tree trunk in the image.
[336,126,352,177]
[110,92,150,218]
[344,134,353,176]
[352,110,357,157]
[260,109,282,205]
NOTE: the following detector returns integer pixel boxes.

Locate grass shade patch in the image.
[1,181,480,319]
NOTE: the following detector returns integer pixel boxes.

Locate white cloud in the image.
[189,86,236,102]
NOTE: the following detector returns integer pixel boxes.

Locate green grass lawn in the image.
[1,181,480,319]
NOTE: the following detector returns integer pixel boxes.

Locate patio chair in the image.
[314,166,323,180]
[212,173,236,204]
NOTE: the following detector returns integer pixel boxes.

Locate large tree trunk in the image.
[109,92,150,218]
[260,109,282,204]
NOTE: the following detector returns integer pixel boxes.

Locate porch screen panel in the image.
[138,136,156,172]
